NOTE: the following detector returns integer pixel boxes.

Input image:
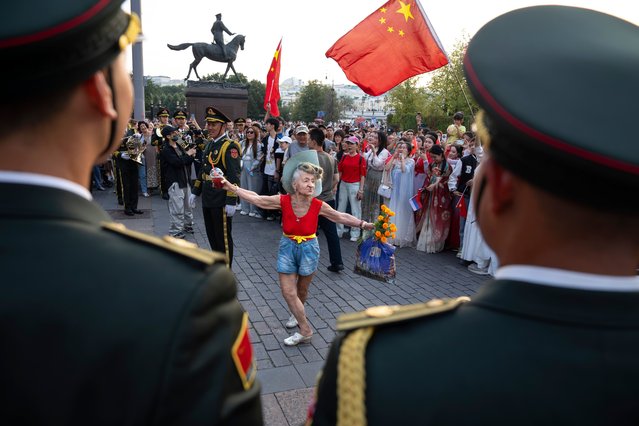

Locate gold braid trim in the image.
[222,208,230,268]
[337,327,374,426]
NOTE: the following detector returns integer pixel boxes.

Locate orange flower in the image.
[384,230,391,237]
[377,215,384,221]
[391,233,396,239]
[388,211,395,217]
[381,204,387,210]
[382,223,389,229]
[390,224,397,232]
[381,236,387,243]
[375,231,382,238]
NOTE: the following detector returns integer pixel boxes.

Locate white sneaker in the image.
[240,210,248,216]
[285,315,298,328]
[283,332,312,346]
[142,192,150,197]
[468,263,489,275]
[248,212,257,217]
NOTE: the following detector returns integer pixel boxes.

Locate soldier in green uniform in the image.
[153,107,171,199]
[0,1,262,424]
[190,107,242,267]
[312,6,639,426]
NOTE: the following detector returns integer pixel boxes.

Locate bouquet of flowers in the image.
[354,205,397,284]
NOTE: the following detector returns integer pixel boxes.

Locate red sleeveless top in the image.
[280,194,322,236]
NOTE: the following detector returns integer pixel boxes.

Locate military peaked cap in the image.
[0,0,140,97]
[205,106,231,124]
[173,109,187,119]
[464,6,639,211]
[157,108,170,118]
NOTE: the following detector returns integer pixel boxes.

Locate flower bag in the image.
[354,237,396,284]
[353,204,397,284]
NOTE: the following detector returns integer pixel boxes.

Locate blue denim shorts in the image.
[277,236,320,276]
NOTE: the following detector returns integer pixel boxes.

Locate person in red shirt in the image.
[336,136,367,241]
[219,151,374,346]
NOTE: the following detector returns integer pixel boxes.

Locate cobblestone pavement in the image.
[95,189,486,425]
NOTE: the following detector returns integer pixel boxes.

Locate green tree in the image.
[144,79,186,118]
[247,79,266,120]
[426,38,478,126]
[387,78,429,131]
[291,81,345,122]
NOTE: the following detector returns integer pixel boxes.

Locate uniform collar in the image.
[0,181,111,225]
[0,171,92,201]
[470,279,639,328]
[495,265,639,292]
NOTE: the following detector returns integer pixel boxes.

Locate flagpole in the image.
[449,63,476,121]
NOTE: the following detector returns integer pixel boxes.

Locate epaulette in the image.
[336,296,470,332]
[101,222,227,266]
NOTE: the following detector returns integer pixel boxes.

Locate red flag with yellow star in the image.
[326,0,448,96]
[264,38,282,116]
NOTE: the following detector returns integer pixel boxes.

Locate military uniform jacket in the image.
[192,133,241,208]
[313,279,639,426]
[0,183,262,425]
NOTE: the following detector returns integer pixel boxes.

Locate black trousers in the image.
[318,199,343,267]
[202,206,233,267]
[120,163,138,212]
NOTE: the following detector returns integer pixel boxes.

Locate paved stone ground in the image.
[94,189,487,425]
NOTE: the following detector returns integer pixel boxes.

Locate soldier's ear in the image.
[83,70,117,120]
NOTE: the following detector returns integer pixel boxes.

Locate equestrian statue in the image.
[168,13,245,81]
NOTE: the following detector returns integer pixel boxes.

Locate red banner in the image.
[264,38,282,117]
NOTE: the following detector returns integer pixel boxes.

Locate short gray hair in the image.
[291,162,323,189]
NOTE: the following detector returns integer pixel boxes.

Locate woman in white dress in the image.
[385,141,415,247]
[361,131,391,223]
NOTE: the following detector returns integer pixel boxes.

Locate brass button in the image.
[425,299,444,307]
[365,306,396,318]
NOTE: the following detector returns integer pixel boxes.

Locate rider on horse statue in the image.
[211,13,234,61]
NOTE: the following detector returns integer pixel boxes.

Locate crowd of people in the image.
[109,109,495,275]
[5,1,639,425]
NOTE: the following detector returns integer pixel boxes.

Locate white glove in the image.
[225,205,236,217]
[188,193,197,209]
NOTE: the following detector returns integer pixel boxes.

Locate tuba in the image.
[126,134,147,165]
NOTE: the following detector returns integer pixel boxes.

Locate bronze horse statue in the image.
[167,34,245,81]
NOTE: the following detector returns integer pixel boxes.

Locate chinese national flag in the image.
[326,0,448,96]
[456,195,468,218]
[264,39,282,117]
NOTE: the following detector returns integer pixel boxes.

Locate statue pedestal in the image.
[185,80,248,122]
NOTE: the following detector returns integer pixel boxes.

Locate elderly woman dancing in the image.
[219,151,374,346]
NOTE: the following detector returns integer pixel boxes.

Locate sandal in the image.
[283,332,312,346]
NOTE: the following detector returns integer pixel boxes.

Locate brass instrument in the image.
[176,131,196,151]
[126,134,147,165]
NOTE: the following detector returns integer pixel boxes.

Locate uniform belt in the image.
[283,233,316,244]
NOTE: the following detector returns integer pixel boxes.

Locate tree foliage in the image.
[291,80,343,122]
[426,38,478,127]
[386,38,479,131]
[387,78,430,131]
[144,79,186,115]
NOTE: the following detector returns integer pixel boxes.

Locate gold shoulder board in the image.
[101,222,227,266]
[336,297,471,332]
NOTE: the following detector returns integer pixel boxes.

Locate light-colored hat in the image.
[281,150,323,197]
[279,135,292,144]
[295,125,310,135]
